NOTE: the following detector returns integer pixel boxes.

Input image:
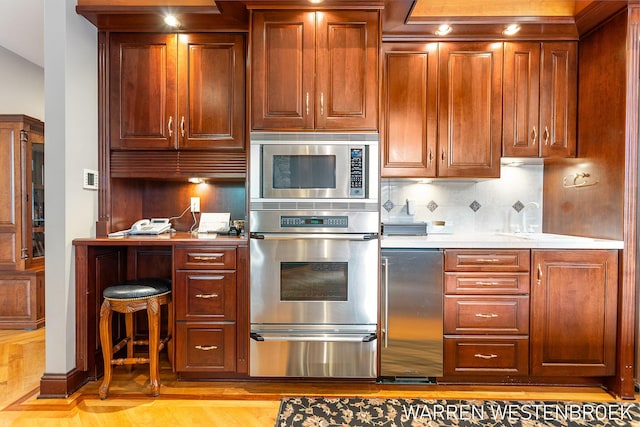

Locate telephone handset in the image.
[108,218,171,237]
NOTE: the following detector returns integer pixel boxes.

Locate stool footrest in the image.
[112,357,150,366]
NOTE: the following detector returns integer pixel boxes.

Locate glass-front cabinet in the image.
[24,131,44,266]
[0,115,45,329]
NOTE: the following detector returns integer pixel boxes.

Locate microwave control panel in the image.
[280,216,349,228]
[350,147,365,197]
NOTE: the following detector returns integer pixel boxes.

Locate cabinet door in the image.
[539,42,577,158]
[178,34,245,150]
[315,11,379,130]
[438,42,502,178]
[251,11,315,130]
[530,250,617,376]
[503,42,541,157]
[109,33,177,150]
[381,44,437,177]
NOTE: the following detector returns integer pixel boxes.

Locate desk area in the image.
[73,233,248,384]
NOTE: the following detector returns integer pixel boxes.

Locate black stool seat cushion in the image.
[103,278,171,300]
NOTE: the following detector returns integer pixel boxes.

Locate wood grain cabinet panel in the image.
[438,42,503,178]
[443,249,529,377]
[110,33,245,151]
[0,115,45,330]
[444,337,529,376]
[251,10,378,131]
[174,246,239,376]
[530,250,617,376]
[503,42,576,158]
[381,42,502,178]
[381,44,438,177]
[175,323,236,372]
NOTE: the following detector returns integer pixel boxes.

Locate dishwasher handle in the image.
[250,232,378,241]
[250,332,377,343]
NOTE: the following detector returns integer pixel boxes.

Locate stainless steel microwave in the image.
[250,132,379,204]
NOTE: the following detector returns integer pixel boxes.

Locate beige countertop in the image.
[380,232,624,250]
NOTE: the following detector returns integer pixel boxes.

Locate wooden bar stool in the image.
[99,278,172,399]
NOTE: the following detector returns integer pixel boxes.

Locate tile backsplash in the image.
[381,163,543,234]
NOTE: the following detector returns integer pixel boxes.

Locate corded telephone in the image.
[108,218,171,237]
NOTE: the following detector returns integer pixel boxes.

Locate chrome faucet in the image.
[521,201,540,233]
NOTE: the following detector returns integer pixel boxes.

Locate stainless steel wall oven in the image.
[249,132,380,378]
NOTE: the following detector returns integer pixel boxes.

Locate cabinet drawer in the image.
[444,250,530,272]
[444,272,529,294]
[444,295,529,334]
[444,336,528,376]
[175,271,236,321]
[175,247,236,270]
[175,323,236,372]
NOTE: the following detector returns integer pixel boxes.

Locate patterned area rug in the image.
[276,397,640,426]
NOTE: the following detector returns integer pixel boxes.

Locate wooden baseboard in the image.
[39,369,89,398]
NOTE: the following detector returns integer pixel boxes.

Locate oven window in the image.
[273,155,336,189]
[280,262,348,301]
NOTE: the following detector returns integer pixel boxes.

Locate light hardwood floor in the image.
[0,328,634,426]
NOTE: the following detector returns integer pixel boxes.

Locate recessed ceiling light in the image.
[503,24,521,36]
[164,15,180,28]
[435,24,452,36]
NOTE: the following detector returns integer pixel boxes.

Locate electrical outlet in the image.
[190,197,200,213]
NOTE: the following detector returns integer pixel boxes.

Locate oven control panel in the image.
[350,147,365,197]
[280,215,349,228]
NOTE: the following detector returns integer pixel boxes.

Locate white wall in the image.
[0,46,44,119]
[44,0,97,374]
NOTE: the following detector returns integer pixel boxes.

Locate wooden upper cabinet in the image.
[251,10,379,131]
[110,33,245,151]
[503,42,576,158]
[381,43,438,177]
[438,42,503,178]
[530,250,617,377]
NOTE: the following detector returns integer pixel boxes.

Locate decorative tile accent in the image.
[512,200,525,212]
[469,200,481,212]
[382,200,395,212]
[427,200,438,212]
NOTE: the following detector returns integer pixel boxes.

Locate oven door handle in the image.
[250,332,377,343]
[250,233,378,241]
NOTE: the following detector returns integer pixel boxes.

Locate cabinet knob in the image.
[474,353,498,359]
[194,345,218,351]
[531,126,537,145]
[195,293,220,299]
[543,126,550,145]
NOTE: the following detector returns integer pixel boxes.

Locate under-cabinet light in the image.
[435,24,452,36]
[188,177,205,184]
[164,14,180,28]
[503,24,521,36]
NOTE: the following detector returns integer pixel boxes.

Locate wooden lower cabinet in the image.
[0,269,45,329]
[174,245,242,377]
[530,250,618,376]
[444,337,529,376]
[175,323,236,372]
[443,249,530,377]
[442,248,619,382]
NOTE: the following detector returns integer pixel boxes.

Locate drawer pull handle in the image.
[195,345,218,351]
[475,258,500,263]
[191,254,223,261]
[475,281,499,286]
[475,313,498,318]
[195,293,219,299]
[474,353,498,359]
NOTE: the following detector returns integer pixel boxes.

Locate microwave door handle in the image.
[252,233,378,241]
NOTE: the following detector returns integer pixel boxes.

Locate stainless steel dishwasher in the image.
[380,249,443,382]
